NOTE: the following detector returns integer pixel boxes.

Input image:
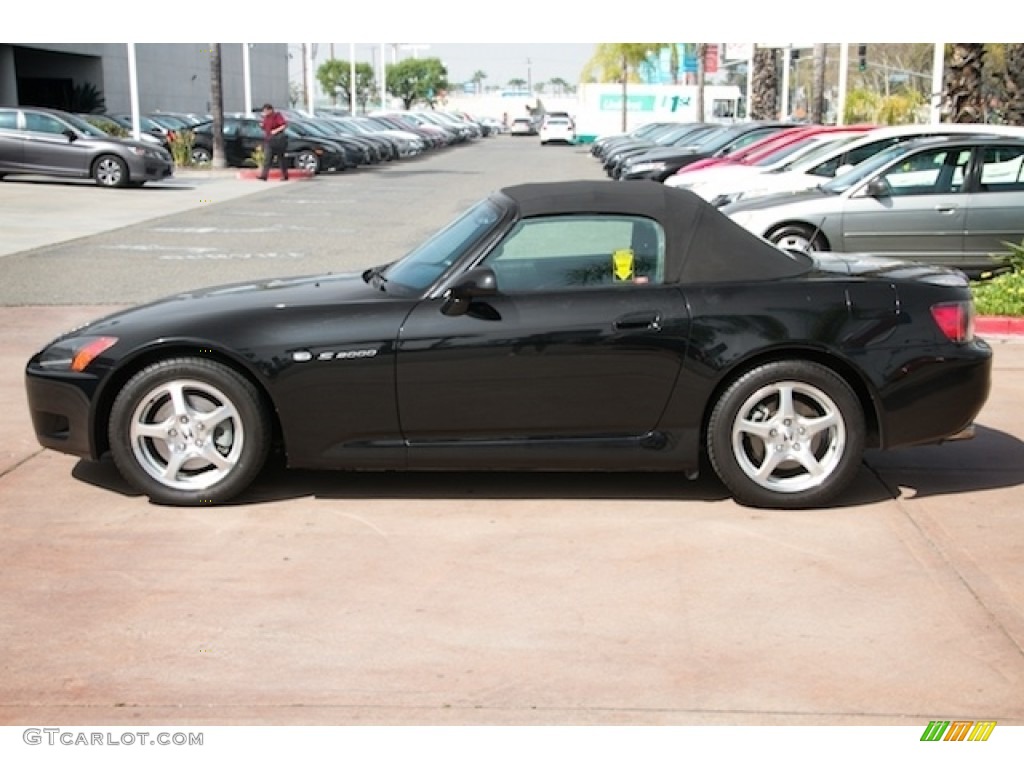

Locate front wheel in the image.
[93,154,129,187]
[109,357,271,505]
[707,361,864,509]
[768,224,828,252]
[191,146,212,164]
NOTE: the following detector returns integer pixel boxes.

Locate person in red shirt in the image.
[258,103,289,181]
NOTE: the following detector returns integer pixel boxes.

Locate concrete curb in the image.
[977,316,1024,337]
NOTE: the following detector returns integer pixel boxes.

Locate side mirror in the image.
[441,267,498,317]
[63,129,78,143]
[864,178,891,198]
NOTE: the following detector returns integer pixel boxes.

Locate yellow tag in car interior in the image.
[612,249,634,282]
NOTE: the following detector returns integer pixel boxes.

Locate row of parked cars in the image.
[0,105,498,187]
[591,119,1024,276]
[140,108,496,174]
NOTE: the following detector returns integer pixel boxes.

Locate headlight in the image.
[627,161,666,174]
[37,336,118,372]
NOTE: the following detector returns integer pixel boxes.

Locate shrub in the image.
[971,240,1024,317]
[169,129,196,166]
[247,145,264,168]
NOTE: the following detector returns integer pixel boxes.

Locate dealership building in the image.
[0,43,290,114]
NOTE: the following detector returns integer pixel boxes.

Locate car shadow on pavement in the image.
[862,423,1024,499]
[69,424,1023,508]
[1,177,193,190]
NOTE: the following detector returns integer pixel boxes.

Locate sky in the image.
[309,44,598,90]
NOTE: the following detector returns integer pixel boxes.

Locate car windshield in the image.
[777,135,861,172]
[751,136,823,166]
[381,198,504,293]
[61,112,110,138]
[820,142,914,193]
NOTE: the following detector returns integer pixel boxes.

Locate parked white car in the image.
[665,131,868,200]
[540,116,576,145]
[705,122,1024,207]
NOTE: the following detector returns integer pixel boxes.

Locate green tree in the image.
[387,57,449,110]
[549,77,570,95]
[508,78,527,91]
[472,69,487,95]
[581,44,670,130]
[318,59,377,111]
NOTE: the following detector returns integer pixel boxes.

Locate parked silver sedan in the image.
[722,134,1024,276]
[0,106,174,187]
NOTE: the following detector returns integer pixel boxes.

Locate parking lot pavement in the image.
[2,303,1023,726]
[2,143,1023,727]
[0,169,267,258]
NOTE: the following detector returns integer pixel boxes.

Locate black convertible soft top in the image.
[498,180,812,284]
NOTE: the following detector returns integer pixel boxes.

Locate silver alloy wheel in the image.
[730,380,846,494]
[128,378,244,491]
[775,232,815,251]
[295,150,319,173]
[94,156,125,186]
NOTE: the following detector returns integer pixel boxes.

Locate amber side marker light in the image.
[71,337,119,372]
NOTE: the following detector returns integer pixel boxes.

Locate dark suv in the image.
[0,106,174,187]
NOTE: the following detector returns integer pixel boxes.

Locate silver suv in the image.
[0,106,174,187]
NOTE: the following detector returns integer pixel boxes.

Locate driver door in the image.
[396,214,690,469]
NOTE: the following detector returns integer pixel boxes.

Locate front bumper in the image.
[25,367,102,459]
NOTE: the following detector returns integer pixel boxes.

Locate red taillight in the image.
[930,301,974,343]
[168,130,177,142]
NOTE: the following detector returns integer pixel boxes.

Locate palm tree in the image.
[507,78,527,91]
[998,44,1024,124]
[811,43,827,123]
[209,43,226,169]
[549,77,569,96]
[750,47,779,120]
[695,44,707,122]
[944,43,986,122]
[472,70,487,96]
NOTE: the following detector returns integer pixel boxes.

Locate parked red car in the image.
[673,124,877,176]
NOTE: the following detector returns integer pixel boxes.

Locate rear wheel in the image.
[295,150,320,174]
[707,360,864,509]
[93,154,129,187]
[191,146,212,164]
[109,357,271,505]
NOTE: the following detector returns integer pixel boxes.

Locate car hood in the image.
[628,146,702,163]
[81,134,162,154]
[720,185,832,214]
[66,271,389,340]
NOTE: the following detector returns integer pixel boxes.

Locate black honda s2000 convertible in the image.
[25,181,992,509]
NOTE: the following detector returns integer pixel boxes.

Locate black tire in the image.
[108,357,271,505]
[191,146,212,164]
[767,224,828,252]
[93,154,129,187]
[707,360,864,509]
[295,149,320,174]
